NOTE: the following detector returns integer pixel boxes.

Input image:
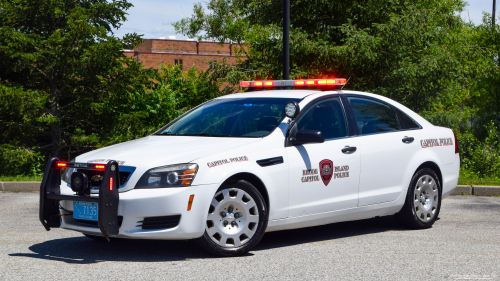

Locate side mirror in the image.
[292,130,325,145]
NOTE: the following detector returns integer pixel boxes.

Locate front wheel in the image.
[196,180,268,256]
[395,168,442,229]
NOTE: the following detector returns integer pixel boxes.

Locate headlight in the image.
[135,163,198,189]
[62,159,76,183]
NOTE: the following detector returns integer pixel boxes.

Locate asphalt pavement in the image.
[0,193,499,280]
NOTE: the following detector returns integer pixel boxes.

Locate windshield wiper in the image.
[158,132,177,136]
[158,132,231,137]
[189,132,231,137]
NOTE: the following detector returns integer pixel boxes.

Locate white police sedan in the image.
[39,78,459,256]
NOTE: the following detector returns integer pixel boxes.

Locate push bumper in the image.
[39,158,121,240]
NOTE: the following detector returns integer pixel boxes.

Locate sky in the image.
[112,0,495,40]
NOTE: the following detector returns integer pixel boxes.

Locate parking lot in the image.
[0,193,498,280]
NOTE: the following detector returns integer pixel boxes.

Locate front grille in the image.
[72,168,133,189]
[73,216,123,228]
[139,215,181,230]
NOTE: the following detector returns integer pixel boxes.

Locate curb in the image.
[451,185,472,196]
[451,185,500,197]
[472,186,500,197]
[1,182,40,193]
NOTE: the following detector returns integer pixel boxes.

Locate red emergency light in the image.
[240,78,347,89]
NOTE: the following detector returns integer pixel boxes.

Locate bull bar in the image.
[39,157,120,241]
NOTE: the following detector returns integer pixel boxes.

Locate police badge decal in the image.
[319,159,333,186]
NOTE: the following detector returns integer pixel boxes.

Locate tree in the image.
[101,62,237,145]
[0,0,151,159]
[174,0,473,112]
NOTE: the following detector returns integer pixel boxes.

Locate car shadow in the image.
[9,216,411,264]
[255,215,410,252]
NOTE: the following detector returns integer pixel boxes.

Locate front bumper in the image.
[59,183,219,240]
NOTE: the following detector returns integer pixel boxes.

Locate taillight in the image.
[453,131,459,154]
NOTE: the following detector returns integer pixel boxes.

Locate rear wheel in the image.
[196,180,268,256]
[395,168,441,229]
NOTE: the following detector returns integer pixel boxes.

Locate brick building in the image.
[124,39,244,71]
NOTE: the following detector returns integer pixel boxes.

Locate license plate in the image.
[73,201,98,221]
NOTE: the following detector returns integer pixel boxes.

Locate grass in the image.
[457,174,500,186]
[0,175,43,182]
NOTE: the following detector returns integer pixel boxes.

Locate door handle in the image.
[402,136,414,143]
[341,146,357,153]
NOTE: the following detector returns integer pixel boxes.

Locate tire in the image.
[196,180,268,256]
[395,168,442,229]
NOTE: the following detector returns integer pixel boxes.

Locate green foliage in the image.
[0,1,234,177]
[0,0,152,160]
[175,0,472,111]
[457,173,500,186]
[100,63,236,145]
[0,175,44,182]
[458,121,500,177]
[0,144,44,176]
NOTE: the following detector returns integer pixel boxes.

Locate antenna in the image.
[341,77,351,90]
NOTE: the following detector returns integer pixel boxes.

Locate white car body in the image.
[58,89,460,239]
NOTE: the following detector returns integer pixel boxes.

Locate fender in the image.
[191,130,290,220]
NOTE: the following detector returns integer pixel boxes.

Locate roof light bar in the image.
[240,78,347,89]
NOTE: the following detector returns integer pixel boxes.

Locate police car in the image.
[39,78,460,256]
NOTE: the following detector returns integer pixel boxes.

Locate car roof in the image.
[216,90,321,100]
[217,89,392,100]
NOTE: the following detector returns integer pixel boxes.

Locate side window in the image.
[347,97,400,135]
[296,98,348,139]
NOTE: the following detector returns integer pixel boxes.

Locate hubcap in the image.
[413,175,439,222]
[205,188,259,248]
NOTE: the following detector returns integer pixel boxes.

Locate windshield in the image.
[156,97,301,137]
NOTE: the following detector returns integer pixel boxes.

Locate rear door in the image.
[345,96,422,206]
[286,97,360,217]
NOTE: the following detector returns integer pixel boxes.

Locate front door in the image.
[286,97,360,217]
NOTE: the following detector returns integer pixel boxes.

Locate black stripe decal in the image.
[256,156,284,167]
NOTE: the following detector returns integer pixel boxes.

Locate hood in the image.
[76,135,261,168]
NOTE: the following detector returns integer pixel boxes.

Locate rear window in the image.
[396,108,421,129]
